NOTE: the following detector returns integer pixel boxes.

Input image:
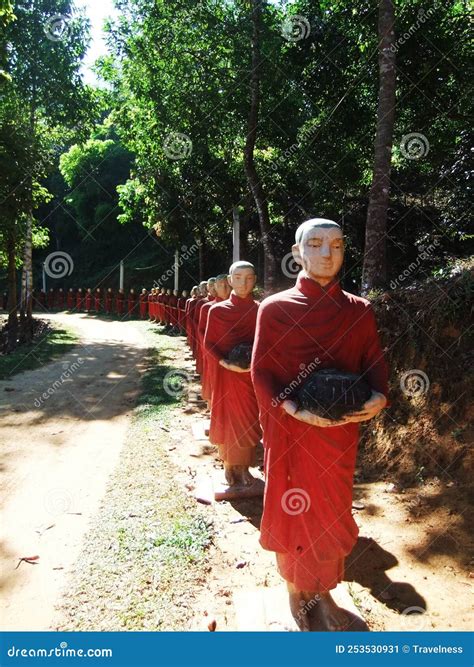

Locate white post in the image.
[119,260,124,290]
[232,206,240,262]
[174,249,179,291]
[42,263,46,292]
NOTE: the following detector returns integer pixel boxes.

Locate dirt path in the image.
[0,313,149,630]
[2,318,471,632]
[161,341,473,632]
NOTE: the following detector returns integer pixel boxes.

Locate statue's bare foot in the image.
[312,592,350,631]
[216,464,264,500]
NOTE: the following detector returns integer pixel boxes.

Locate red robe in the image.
[185,297,199,348]
[127,293,136,316]
[204,293,261,466]
[57,291,65,310]
[115,293,125,315]
[139,292,148,319]
[105,291,113,313]
[190,297,204,358]
[168,294,178,327]
[198,297,221,402]
[251,272,388,592]
[154,293,161,322]
[162,294,170,325]
[47,291,55,310]
[85,292,93,311]
[66,291,75,309]
[76,292,84,310]
[149,293,155,320]
[177,297,187,332]
[195,297,214,374]
[94,292,102,312]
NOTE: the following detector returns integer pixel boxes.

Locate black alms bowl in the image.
[228,343,253,369]
[295,368,372,420]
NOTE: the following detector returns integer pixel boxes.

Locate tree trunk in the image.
[243,0,276,293]
[19,211,34,342]
[361,0,396,294]
[6,228,18,352]
[19,81,36,342]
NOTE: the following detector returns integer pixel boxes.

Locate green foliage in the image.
[151,516,213,565]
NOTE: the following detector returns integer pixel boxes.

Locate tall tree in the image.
[243,0,276,292]
[4,0,90,340]
[361,0,396,293]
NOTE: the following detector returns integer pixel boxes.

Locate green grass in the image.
[0,324,78,380]
[56,323,215,630]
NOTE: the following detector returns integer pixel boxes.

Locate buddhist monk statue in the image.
[57,287,65,310]
[105,287,114,314]
[94,288,102,313]
[139,288,148,319]
[185,286,199,347]
[177,289,189,334]
[195,277,216,374]
[251,219,388,631]
[66,287,75,310]
[200,274,231,408]
[204,262,264,500]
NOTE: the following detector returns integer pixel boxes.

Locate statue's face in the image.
[215,278,231,300]
[229,268,256,298]
[207,281,216,297]
[292,225,344,284]
[199,283,208,297]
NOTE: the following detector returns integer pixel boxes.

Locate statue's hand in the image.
[219,359,250,373]
[342,391,387,423]
[281,399,349,427]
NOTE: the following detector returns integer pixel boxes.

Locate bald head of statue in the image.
[215,273,232,300]
[207,277,217,298]
[228,261,256,299]
[292,218,344,286]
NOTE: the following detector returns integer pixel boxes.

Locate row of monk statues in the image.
[29,286,190,328]
[25,217,388,632]
[182,219,389,632]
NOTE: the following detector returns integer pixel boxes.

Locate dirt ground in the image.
[0,312,149,630]
[0,314,472,632]
[161,342,473,632]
